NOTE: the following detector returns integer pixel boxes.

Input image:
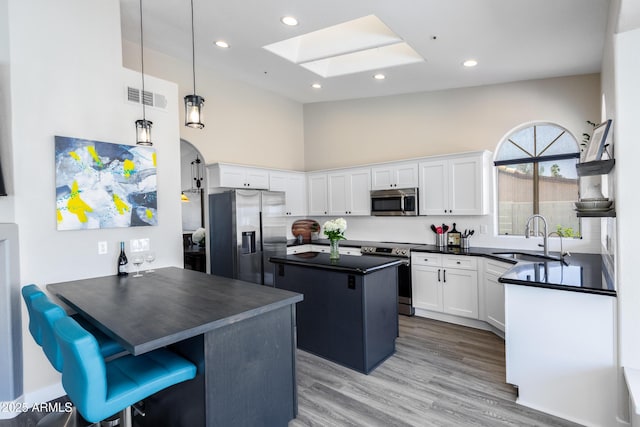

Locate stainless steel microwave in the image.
[370,188,418,216]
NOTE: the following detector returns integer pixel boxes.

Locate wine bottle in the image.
[117,241,128,276]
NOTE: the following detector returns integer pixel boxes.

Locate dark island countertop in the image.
[47,267,304,355]
[269,252,403,275]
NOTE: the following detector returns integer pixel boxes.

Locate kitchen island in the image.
[48,267,303,427]
[269,252,401,374]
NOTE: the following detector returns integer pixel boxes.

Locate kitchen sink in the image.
[492,251,563,263]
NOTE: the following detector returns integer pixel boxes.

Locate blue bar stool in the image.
[23,286,126,427]
[53,316,197,427]
[21,284,46,345]
[22,284,125,359]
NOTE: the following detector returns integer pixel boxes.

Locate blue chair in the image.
[23,284,125,360]
[53,316,197,426]
[21,284,46,345]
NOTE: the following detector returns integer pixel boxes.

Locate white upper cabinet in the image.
[208,163,270,190]
[418,151,491,215]
[328,168,371,216]
[307,173,329,216]
[371,162,419,190]
[269,171,307,216]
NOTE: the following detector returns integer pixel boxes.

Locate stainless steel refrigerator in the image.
[209,189,287,286]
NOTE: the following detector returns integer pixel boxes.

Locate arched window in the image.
[494,123,580,236]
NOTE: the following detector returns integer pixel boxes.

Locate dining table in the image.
[47,266,303,427]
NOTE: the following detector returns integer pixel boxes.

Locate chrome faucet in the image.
[525,214,549,257]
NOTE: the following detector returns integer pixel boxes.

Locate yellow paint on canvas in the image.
[113,194,130,215]
[67,181,93,223]
[146,209,153,219]
[152,152,157,167]
[69,151,80,162]
[57,209,63,223]
[87,146,103,167]
[123,159,135,178]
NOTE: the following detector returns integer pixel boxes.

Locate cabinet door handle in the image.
[443,269,447,283]
[456,261,461,264]
[438,269,441,282]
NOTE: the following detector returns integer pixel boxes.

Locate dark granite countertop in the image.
[411,245,615,296]
[269,252,403,275]
[287,240,615,296]
[497,253,614,296]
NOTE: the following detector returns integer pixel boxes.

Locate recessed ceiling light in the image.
[463,59,478,67]
[311,83,322,89]
[281,16,298,26]
[373,73,386,80]
[215,40,229,48]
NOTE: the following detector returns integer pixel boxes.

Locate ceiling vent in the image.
[126,86,168,111]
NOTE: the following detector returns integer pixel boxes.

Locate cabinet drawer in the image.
[411,253,442,267]
[485,259,513,276]
[442,255,477,270]
[287,245,312,255]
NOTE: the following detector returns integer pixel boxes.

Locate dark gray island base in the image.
[48,267,303,427]
[270,253,401,374]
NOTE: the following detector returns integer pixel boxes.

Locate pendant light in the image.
[136,0,153,145]
[184,0,205,129]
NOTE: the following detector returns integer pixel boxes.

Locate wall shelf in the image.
[576,210,616,218]
[576,159,615,176]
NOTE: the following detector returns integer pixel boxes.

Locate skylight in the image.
[263,15,424,78]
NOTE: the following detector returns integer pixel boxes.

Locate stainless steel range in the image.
[361,243,418,316]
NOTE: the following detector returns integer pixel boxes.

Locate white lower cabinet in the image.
[483,259,512,332]
[412,253,478,319]
[287,245,311,255]
[505,284,617,426]
[310,244,361,256]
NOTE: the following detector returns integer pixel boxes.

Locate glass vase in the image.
[329,239,340,260]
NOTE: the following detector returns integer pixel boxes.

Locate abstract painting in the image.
[55,136,157,230]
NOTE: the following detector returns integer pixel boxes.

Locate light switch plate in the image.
[98,241,108,255]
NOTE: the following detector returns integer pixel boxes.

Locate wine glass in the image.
[145,251,156,273]
[132,255,144,277]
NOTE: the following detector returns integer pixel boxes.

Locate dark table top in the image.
[269,252,403,275]
[47,267,303,355]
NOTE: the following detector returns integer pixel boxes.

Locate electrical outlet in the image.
[98,241,108,255]
[480,225,488,234]
[130,238,150,253]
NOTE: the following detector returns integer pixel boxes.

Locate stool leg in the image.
[122,407,132,427]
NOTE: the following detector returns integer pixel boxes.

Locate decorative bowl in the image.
[575,200,613,210]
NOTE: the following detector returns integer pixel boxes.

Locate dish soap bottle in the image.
[117,241,128,276]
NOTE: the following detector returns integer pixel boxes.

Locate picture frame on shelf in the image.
[583,119,612,162]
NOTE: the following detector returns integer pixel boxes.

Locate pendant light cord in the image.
[190,0,196,95]
[139,0,146,121]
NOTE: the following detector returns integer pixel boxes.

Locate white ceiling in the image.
[119,0,610,104]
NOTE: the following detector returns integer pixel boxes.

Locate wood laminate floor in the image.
[291,315,582,427]
[2,316,581,427]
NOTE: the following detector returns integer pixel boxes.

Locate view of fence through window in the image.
[495,123,580,236]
